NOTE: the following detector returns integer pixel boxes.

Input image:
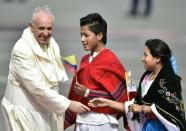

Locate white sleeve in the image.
[124,99,134,114]
[12,47,71,114]
[151,104,180,131]
[124,99,144,131]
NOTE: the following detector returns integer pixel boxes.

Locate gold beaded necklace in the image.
[149,73,157,80]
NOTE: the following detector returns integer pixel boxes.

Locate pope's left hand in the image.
[73,82,87,96]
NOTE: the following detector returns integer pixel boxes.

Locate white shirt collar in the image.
[89,51,99,63]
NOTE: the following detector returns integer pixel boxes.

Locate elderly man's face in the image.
[30,11,53,45]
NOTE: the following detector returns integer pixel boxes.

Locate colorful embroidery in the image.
[158,79,184,113]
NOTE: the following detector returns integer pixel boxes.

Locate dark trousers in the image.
[130,0,152,16]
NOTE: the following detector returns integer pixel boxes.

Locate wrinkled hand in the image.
[88,98,110,107]
[73,82,87,96]
[68,100,90,114]
[128,104,142,113]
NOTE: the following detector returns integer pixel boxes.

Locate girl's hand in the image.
[128,104,143,113]
[88,98,110,107]
[89,98,125,112]
[129,104,152,114]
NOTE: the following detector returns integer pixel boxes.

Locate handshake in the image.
[68,100,90,114]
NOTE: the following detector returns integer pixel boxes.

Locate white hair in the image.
[30,5,54,25]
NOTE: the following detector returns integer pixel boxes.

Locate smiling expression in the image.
[29,11,53,45]
[142,46,160,71]
[80,25,103,52]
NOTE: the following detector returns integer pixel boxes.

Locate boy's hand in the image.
[73,82,87,96]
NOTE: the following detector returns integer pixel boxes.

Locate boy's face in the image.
[80,25,101,52]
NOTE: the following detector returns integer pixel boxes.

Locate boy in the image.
[65,13,129,131]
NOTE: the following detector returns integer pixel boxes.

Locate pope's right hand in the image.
[68,100,90,114]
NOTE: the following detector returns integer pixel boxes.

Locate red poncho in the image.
[65,49,132,130]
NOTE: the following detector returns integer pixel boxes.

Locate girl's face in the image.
[142,46,160,71]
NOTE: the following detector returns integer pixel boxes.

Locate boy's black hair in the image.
[80,13,107,45]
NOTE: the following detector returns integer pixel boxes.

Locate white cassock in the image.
[1,27,71,131]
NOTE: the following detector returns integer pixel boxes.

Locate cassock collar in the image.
[22,27,52,61]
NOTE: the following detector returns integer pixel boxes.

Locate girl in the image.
[89,39,186,131]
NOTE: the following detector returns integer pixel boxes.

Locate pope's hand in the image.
[68,100,90,114]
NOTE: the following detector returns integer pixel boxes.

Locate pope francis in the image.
[1,5,90,131]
